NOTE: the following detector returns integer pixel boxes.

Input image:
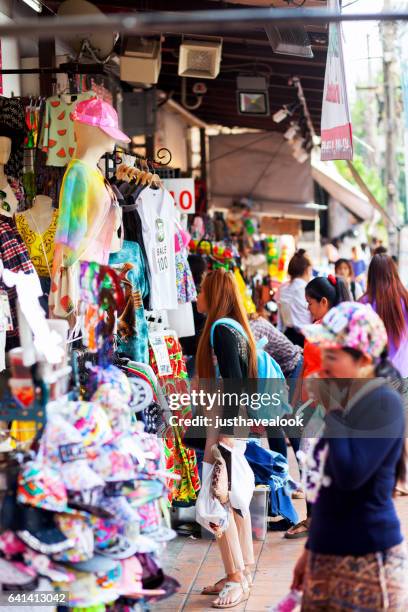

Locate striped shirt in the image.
[250,317,303,377]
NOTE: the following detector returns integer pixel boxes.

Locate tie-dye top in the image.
[54,158,116,267]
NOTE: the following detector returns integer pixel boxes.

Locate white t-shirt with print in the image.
[137,187,178,310]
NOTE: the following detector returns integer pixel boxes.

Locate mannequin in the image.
[74,122,115,168]
[23,195,54,234]
[0,137,18,217]
[74,121,123,254]
[50,97,130,320]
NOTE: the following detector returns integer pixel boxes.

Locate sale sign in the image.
[163,178,195,214]
[321,0,353,161]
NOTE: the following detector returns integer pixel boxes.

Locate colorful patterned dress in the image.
[149,335,200,505]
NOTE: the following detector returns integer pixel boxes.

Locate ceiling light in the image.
[22,0,42,11]
[265,25,313,59]
[236,75,270,116]
[305,202,328,210]
[293,149,309,164]
[291,136,305,152]
[273,108,289,123]
[273,102,299,124]
[284,124,299,140]
[178,39,222,79]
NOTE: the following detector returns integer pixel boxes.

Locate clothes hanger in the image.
[116,163,127,181]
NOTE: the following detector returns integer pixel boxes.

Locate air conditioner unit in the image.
[120,37,161,85]
[178,40,222,79]
[265,26,314,58]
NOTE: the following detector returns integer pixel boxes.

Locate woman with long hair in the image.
[292,302,408,611]
[196,269,257,609]
[285,275,351,540]
[278,249,313,347]
[361,254,408,377]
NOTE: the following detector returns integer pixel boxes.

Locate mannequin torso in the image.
[24,195,54,234]
[74,122,123,254]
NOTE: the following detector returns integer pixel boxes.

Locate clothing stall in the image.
[0,84,202,609]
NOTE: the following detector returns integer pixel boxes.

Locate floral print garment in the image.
[149,335,200,504]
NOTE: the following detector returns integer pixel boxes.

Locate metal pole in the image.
[382,0,400,256]
[2,9,408,39]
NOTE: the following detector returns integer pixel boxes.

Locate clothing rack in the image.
[105,147,173,180]
[116,147,173,168]
[0,63,107,76]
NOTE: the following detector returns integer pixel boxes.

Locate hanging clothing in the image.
[0,96,27,181]
[35,157,66,205]
[244,441,298,525]
[109,240,150,364]
[1,178,25,214]
[174,228,196,305]
[111,184,151,309]
[0,215,35,347]
[54,159,117,266]
[15,209,58,277]
[149,334,200,505]
[137,187,178,311]
[40,93,95,167]
[50,159,118,318]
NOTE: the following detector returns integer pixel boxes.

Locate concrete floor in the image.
[159,448,408,612]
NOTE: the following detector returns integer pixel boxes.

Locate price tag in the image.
[0,291,12,331]
[149,333,172,376]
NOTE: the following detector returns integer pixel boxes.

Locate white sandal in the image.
[212,581,248,609]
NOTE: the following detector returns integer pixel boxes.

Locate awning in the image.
[311,156,374,222]
[209,131,316,220]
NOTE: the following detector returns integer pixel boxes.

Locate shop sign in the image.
[321,0,353,161]
[163,178,195,214]
[260,217,301,236]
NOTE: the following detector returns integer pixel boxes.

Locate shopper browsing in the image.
[285,275,351,540]
[196,269,256,609]
[334,258,363,300]
[249,311,303,459]
[360,253,408,377]
[278,250,313,347]
[291,302,408,611]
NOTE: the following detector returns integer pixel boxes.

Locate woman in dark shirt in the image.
[291,302,408,611]
[196,269,257,608]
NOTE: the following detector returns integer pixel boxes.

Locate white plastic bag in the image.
[196,461,229,537]
[228,441,255,516]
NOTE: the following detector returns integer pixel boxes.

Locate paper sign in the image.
[163,178,195,214]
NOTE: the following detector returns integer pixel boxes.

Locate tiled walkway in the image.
[159,449,408,612]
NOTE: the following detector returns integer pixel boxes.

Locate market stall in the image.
[0,0,333,608]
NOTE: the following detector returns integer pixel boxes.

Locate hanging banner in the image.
[321,0,353,161]
[163,178,195,214]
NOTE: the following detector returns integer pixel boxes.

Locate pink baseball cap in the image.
[73,97,130,144]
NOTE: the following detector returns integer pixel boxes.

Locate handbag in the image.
[211,444,229,504]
